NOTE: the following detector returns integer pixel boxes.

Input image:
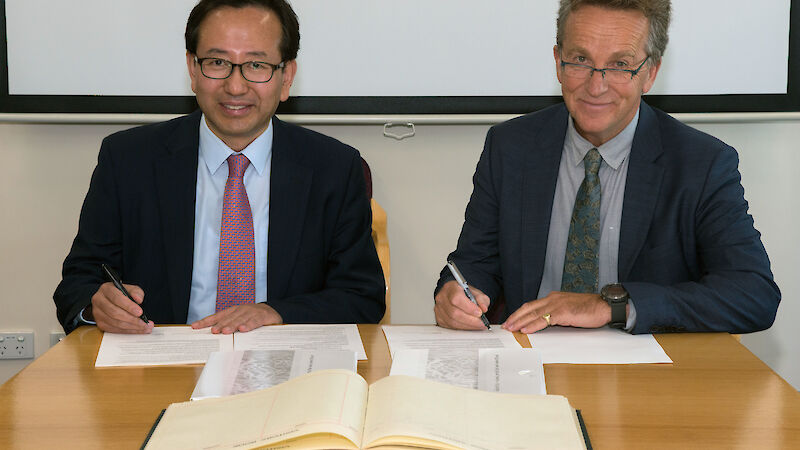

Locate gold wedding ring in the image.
[542,313,551,327]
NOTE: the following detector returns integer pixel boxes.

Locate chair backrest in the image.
[360,157,373,199]
[361,157,390,324]
[371,199,391,324]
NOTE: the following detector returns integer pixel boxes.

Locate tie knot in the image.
[227,153,250,178]
[584,148,602,176]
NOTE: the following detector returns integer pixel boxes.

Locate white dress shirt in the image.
[186,116,273,324]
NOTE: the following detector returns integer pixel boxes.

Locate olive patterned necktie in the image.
[561,148,602,293]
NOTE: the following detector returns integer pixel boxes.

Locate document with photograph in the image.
[191,349,357,400]
[390,348,546,395]
[381,325,522,357]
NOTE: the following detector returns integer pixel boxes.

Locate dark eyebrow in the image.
[202,48,271,59]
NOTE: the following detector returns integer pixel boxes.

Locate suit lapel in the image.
[267,118,313,300]
[155,111,201,322]
[521,106,569,301]
[619,102,665,280]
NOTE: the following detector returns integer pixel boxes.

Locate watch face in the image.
[603,284,628,301]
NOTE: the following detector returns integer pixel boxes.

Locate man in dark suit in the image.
[434,0,779,334]
[54,0,385,334]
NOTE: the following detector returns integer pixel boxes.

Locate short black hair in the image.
[185,0,300,61]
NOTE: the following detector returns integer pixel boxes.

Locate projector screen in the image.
[1,0,798,114]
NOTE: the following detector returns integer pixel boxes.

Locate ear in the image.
[641,59,661,94]
[279,60,298,102]
[186,52,199,94]
[553,45,563,84]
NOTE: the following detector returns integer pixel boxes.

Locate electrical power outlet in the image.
[50,332,66,347]
[0,332,35,359]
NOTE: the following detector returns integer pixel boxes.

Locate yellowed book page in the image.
[256,433,358,449]
[362,375,586,450]
[144,370,367,450]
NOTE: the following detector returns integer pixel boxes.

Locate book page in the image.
[381,325,521,357]
[234,324,367,360]
[144,370,368,450]
[362,375,586,450]
[191,350,357,400]
[95,326,233,367]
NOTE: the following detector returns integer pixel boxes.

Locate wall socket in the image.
[50,332,66,347]
[0,332,35,359]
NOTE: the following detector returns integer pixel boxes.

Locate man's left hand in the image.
[502,292,611,334]
[191,303,283,334]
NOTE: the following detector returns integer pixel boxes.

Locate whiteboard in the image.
[1,0,797,113]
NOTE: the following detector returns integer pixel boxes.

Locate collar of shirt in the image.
[565,108,640,171]
[198,116,273,177]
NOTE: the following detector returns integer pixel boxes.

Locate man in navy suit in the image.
[54,0,385,334]
[434,0,780,334]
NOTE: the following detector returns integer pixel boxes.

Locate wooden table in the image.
[1,325,798,449]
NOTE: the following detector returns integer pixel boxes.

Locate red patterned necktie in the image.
[216,153,255,311]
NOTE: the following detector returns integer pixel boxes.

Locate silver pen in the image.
[446,259,491,329]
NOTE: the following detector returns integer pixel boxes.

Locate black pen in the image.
[101,264,150,324]
[446,260,491,329]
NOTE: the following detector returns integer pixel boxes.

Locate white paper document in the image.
[95,324,367,367]
[381,325,522,357]
[232,324,368,360]
[390,348,546,395]
[191,350,357,400]
[95,327,233,367]
[527,327,672,364]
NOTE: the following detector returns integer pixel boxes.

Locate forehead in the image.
[196,6,281,54]
[561,5,649,57]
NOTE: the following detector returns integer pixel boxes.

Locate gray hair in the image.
[556,0,671,65]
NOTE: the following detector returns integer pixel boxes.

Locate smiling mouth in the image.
[223,104,249,110]
[581,100,611,107]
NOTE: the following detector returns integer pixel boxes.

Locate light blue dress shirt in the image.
[186,116,273,324]
[537,110,640,330]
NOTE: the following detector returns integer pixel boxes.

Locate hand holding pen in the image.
[444,260,491,329]
[95,264,152,332]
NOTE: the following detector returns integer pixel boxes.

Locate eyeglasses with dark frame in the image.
[194,56,285,83]
[559,55,650,85]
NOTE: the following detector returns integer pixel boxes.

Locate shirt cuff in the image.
[78,307,97,326]
[624,299,636,332]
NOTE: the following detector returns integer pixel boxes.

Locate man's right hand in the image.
[434,280,490,330]
[90,282,153,334]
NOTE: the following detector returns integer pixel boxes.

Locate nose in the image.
[224,67,249,96]
[586,69,609,96]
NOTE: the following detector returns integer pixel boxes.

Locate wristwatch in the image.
[601,283,628,329]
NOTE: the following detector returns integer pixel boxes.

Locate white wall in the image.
[0,117,798,390]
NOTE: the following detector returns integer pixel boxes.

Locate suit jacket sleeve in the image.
[267,151,386,324]
[434,127,504,303]
[625,144,780,334]
[53,137,122,333]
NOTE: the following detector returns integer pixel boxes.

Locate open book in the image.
[143,369,587,450]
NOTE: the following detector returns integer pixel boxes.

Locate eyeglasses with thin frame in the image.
[194,56,285,83]
[559,54,650,84]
